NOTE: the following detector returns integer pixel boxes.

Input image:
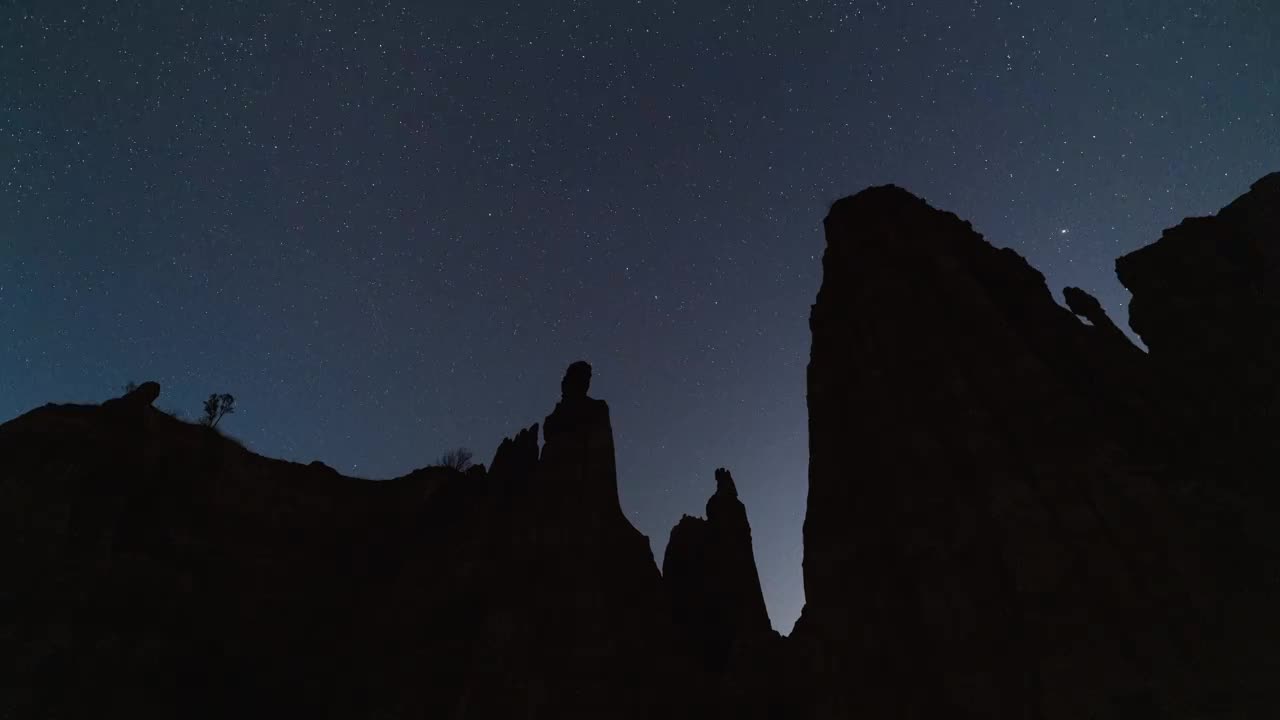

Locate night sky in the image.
[3,1,1277,633]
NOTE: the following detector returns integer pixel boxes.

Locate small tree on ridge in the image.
[436,447,474,472]
[200,393,236,428]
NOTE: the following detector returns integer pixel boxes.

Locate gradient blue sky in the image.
[3,0,1277,632]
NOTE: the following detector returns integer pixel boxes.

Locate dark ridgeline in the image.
[1,174,1277,718]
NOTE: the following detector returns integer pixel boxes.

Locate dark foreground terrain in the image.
[3,174,1277,718]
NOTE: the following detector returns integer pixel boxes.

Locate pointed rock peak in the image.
[707,468,748,526]
[561,360,592,401]
[489,423,539,481]
[663,466,774,668]
[713,467,738,498]
[540,361,623,514]
[544,361,611,442]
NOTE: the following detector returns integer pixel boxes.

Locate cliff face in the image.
[793,181,1279,719]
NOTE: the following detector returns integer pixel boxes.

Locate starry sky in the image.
[2,0,1277,633]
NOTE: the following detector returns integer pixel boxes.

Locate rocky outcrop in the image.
[488,423,538,482]
[1117,172,1280,496]
[663,468,772,671]
[131,380,162,406]
[1062,286,1131,346]
[101,379,162,415]
[539,361,623,518]
[793,184,1251,719]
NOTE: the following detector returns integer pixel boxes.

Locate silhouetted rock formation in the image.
[664,468,772,671]
[540,360,623,518]
[1062,285,1131,346]
[0,364,697,720]
[102,379,162,416]
[793,180,1279,719]
[131,380,162,405]
[337,362,695,718]
[309,459,340,474]
[4,175,1279,720]
[1117,172,1280,496]
[488,422,538,482]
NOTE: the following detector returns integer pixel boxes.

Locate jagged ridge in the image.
[3,174,1279,719]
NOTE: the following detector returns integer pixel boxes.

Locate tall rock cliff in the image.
[793,184,1253,719]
